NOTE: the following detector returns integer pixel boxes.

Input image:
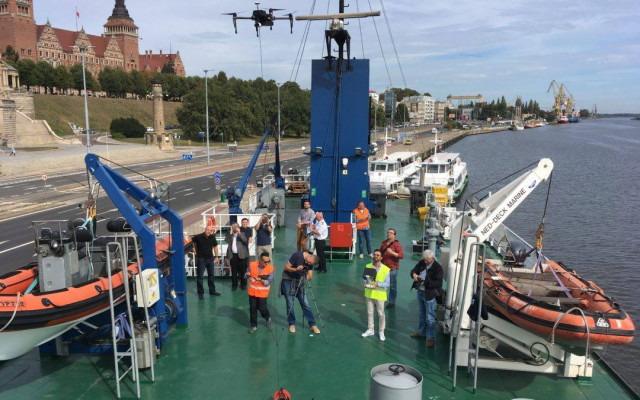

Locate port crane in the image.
[547,80,573,120]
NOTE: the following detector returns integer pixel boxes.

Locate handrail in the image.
[550,306,591,374]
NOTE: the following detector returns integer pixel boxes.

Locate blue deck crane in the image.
[84,153,187,344]
[225,126,283,215]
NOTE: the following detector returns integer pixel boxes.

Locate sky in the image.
[34,0,640,113]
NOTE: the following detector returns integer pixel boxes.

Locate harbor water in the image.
[445,118,639,391]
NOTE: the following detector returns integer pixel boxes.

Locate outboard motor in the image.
[36,223,78,293]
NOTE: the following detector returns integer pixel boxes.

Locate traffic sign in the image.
[214,171,221,178]
[214,177,221,184]
[182,154,193,160]
[215,184,221,191]
[42,174,48,181]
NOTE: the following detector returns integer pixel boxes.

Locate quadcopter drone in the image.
[224,3,294,37]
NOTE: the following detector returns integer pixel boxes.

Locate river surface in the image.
[443,118,639,391]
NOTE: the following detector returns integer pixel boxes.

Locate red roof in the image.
[36,25,112,57]
[140,53,178,73]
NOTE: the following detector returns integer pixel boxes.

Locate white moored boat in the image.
[406,152,468,205]
[369,151,420,195]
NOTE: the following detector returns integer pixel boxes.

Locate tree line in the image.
[175,72,310,140]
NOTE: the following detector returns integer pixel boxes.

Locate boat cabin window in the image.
[372,163,388,172]
[426,165,439,174]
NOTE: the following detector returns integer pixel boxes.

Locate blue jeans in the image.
[417,291,436,339]
[388,269,398,304]
[357,229,372,255]
[281,279,316,327]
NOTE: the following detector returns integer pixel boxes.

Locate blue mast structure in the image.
[298,4,380,224]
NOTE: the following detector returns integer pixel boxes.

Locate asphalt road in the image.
[0,146,308,275]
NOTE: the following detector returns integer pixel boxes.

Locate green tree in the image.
[2,45,19,67]
[129,69,151,98]
[110,117,145,138]
[161,59,175,74]
[394,103,409,124]
[390,87,420,102]
[16,59,40,90]
[369,102,386,130]
[53,65,73,94]
[35,61,55,93]
[70,63,99,92]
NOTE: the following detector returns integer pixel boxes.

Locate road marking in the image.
[0,241,32,254]
[0,240,8,246]
[201,188,210,191]
[57,209,72,214]
[184,192,194,197]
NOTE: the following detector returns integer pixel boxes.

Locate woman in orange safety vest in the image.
[246,251,274,333]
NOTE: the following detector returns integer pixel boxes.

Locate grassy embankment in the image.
[33,94,181,137]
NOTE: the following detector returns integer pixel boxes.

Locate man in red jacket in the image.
[380,228,403,308]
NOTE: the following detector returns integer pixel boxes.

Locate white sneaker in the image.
[379,331,386,341]
[361,329,374,337]
[359,254,364,259]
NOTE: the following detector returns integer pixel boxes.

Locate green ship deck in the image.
[1,199,637,399]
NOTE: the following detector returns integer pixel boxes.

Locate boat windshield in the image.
[425,164,449,174]
[371,163,388,172]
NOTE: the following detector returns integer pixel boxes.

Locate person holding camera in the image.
[225,222,249,291]
[409,249,443,347]
[255,213,273,259]
[281,251,320,334]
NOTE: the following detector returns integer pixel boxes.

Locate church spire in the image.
[108,0,133,21]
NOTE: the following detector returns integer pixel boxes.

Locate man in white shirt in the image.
[310,212,328,273]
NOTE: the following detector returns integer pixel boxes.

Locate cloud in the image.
[33,0,640,113]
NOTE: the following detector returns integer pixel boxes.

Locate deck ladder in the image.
[449,241,486,392]
[106,239,140,399]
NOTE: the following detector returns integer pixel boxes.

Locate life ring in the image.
[428,157,433,163]
[206,215,217,228]
[273,388,291,400]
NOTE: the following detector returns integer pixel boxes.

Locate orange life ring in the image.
[207,215,217,228]
[273,388,291,400]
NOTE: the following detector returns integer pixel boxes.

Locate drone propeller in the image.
[269,8,285,12]
[222,12,239,34]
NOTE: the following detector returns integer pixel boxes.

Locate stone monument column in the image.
[152,81,173,150]
[150,81,163,145]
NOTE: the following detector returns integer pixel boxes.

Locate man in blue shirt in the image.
[281,251,320,334]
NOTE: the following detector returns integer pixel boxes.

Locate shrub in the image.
[109,117,145,138]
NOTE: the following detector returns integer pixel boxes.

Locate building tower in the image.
[0,0,37,62]
[103,0,139,72]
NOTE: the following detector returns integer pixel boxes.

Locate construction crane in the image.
[547,80,575,120]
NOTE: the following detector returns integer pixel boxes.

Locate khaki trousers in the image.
[366,297,385,332]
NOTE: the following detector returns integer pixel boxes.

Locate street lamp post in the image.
[79,46,91,155]
[203,69,213,166]
[277,82,281,137]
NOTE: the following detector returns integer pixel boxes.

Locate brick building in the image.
[0,0,185,77]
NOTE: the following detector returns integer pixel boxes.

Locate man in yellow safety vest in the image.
[361,249,390,341]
